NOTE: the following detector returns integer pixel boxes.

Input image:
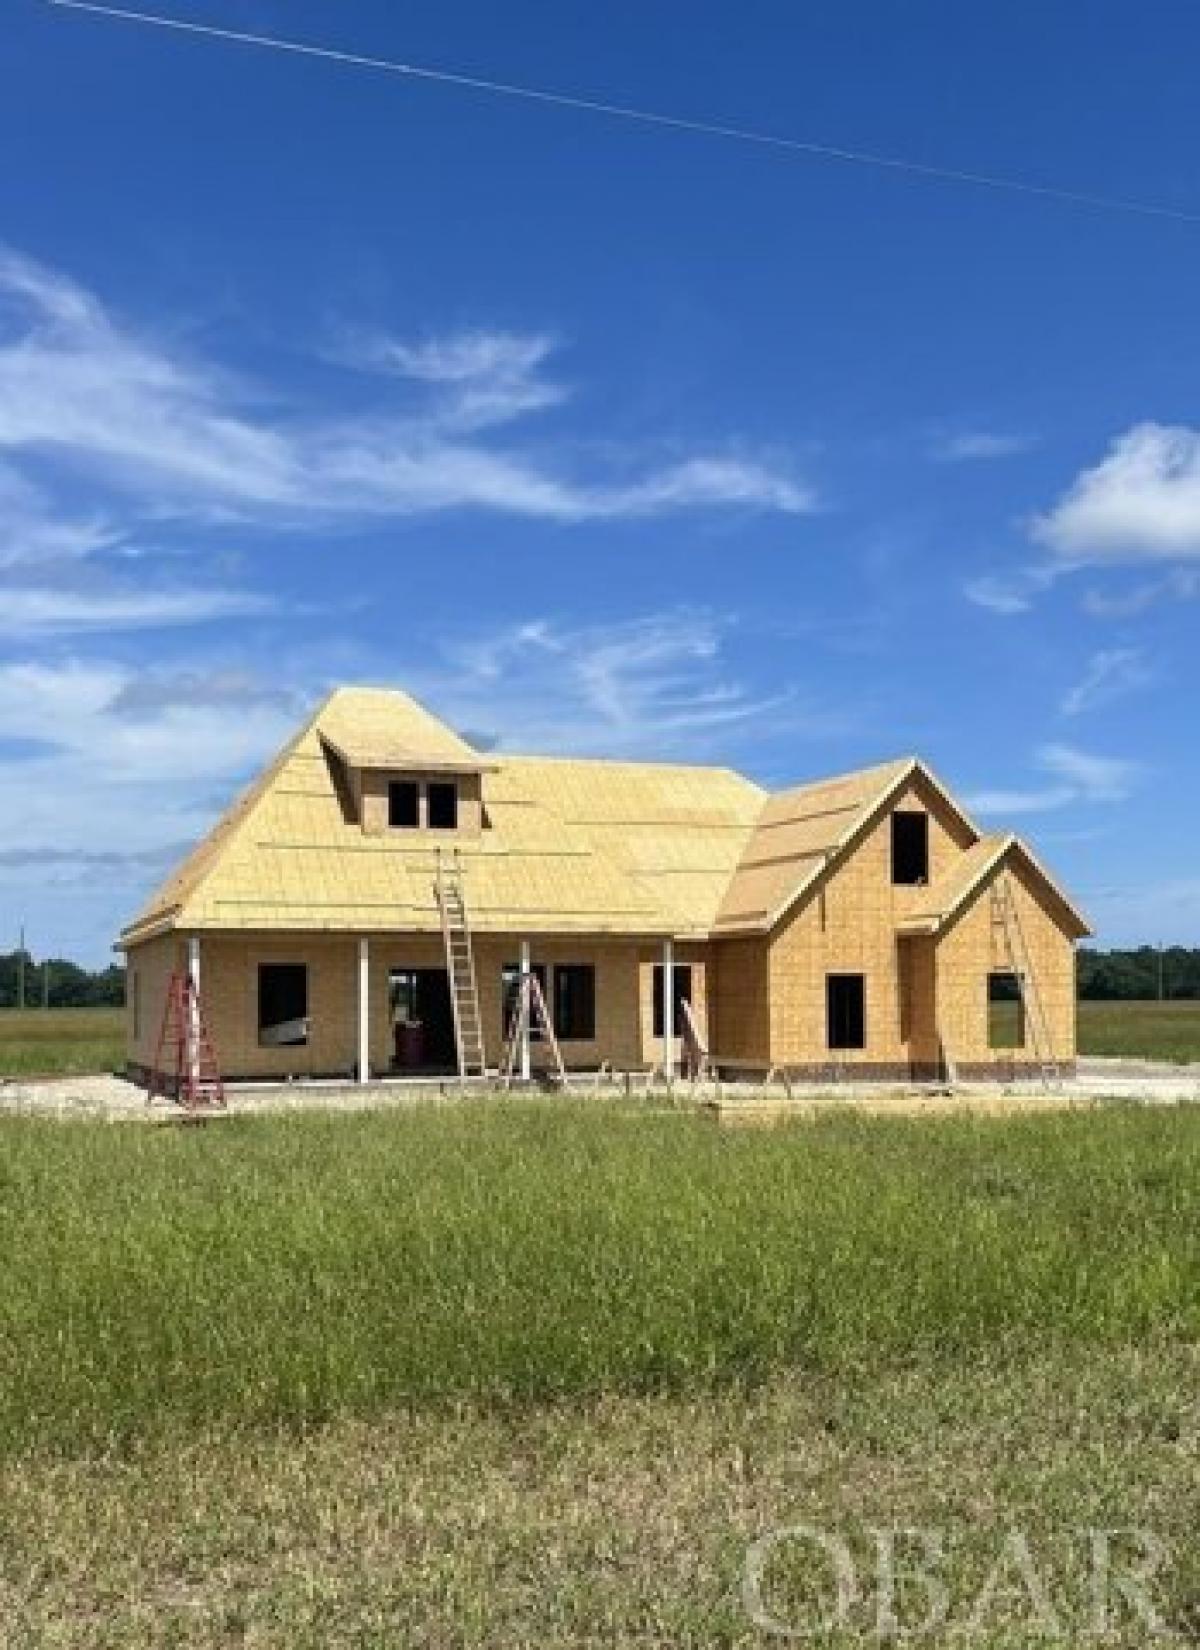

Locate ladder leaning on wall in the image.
[434,849,487,1080]
[990,871,1061,1090]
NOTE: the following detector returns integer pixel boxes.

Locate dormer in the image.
[315,687,497,840]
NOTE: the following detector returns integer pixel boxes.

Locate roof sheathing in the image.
[714,759,916,933]
[896,834,1091,940]
[119,696,333,946]
[122,691,766,943]
[119,687,1084,950]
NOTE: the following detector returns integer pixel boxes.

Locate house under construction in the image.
[120,686,1089,1087]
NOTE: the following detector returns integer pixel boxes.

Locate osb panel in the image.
[140,933,709,1079]
[714,758,915,930]
[767,776,983,1066]
[317,685,482,769]
[712,938,771,1064]
[900,935,940,1068]
[359,771,483,838]
[199,935,360,1079]
[935,858,1077,1068]
[125,934,184,1066]
[126,688,767,944]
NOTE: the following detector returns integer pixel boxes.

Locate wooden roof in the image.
[120,688,765,945]
[119,686,1088,946]
[896,833,1092,939]
[317,685,496,774]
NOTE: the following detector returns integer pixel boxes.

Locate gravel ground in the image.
[2,1064,1198,1121]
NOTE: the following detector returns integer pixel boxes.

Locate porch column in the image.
[187,935,201,1089]
[519,938,531,1081]
[357,937,370,1085]
[661,937,675,1086]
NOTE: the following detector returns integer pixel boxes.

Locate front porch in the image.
[135,931,711,1085]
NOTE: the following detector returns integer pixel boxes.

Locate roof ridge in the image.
[494,750,764,781]
[767,754,915,801]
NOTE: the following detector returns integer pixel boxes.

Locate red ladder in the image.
[149,971,227,1114]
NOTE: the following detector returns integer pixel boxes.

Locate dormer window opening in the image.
[388,780,420,829]
[427,781,459,830]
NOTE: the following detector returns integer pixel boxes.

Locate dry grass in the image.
[3,1348,1197,1646]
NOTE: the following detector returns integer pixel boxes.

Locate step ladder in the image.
[149,971,227,1115]
[435,850,487,1080]
[679,997,713,1084]
[500,967,567,1088]
[990,872,1061,1089]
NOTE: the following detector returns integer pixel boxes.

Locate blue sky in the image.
[3,0,1200,962]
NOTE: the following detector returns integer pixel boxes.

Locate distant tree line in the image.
[1,944,1196,1010]
[1077,947,1200,1001]
[0,950,125,1009]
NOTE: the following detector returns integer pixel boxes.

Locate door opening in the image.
[389,967,457,1071]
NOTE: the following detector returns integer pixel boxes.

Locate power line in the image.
[45,0,1200,226]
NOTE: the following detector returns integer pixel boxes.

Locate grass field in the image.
[0,1005,123,1076]
[3,1102,1197,1457]
[0,1100,1197,1645]
[1078,998,1200,1063]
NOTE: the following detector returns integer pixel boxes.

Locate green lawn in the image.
[1078,998,1200,1063]
[1,1101,1196,1646]
[1,1102,1196,1455]
[0,1005,124,1077]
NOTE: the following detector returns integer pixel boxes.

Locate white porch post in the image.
[187,935,201,1089]
[357,937,370,1085]
[662,937,675,1087]
[519,938,531,1082]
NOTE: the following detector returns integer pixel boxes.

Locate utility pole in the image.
[17,924,25,1011]
[42,957,50,1010]
[1158,943,1166,1003]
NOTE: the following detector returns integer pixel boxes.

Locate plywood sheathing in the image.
[121,687,766,946]
[764,772,979,1068]
[897,834,1091,940]
[120,684,1088,1034]
[130,931,711,1081]
[713,758,979,935]
[317,685,491,772]
[933,854,1080,1072]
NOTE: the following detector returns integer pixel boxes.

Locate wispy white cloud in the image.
[1037,742,1139,801]
[962,563,1062,616]
[965,742,1139,816]
[339,327,566,431]
[353,329,556,386]
[1034,423,1200,565]
[0,583,271,638]
[962,575,1034,615]
[400,609,842,759]
[1080,567,1200,617]
[0,249,814,526]
[1060,647,1151,717]
[0,462,120,568]
[933,430,1035,462]
[106,668,305,717]
[0,660,301,794]
[0,655,306,956]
